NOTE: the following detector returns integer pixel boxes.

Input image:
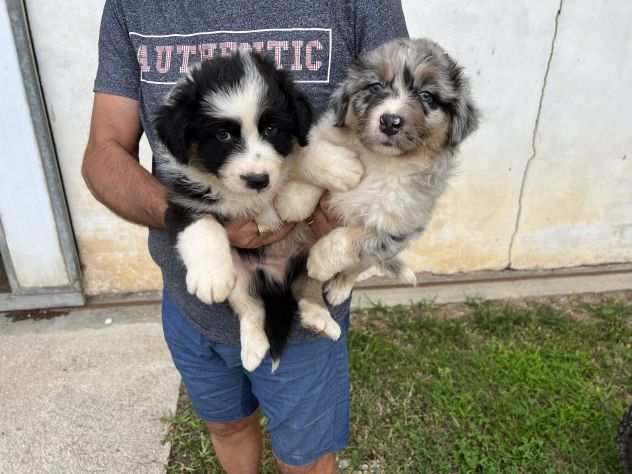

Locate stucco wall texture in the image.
[25,0,632,295]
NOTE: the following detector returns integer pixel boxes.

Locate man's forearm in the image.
[82,140,168,229]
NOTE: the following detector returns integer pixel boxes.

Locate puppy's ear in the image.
[449,98,479,148]
[330,58,368,128]
[330,87,351,128]
[290,92,313,147]
[154,77,198,163]
[273,64,313,146]
[448,67,480,147]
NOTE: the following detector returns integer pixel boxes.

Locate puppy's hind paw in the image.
[398,266,418,287]
[324,277,354,306]
[299,299,341,341]
[379,259,417,287]
[307,229,357,282]
[306,255,337,283]
[241,330,270,372]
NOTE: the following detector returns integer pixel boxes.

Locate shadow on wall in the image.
[0,258,9,293]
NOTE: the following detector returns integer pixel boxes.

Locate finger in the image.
[231,216,250,225]
[316,207,339,230]
[310,208,330,228]
[257,223,296,246]
[319,192,332,210]
[227,220,260,248]
[309,210,337,239]
[225,218,254,236]
[317,195,343,225]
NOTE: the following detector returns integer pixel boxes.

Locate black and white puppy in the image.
[276,38,480,305]
[155,52,341,372]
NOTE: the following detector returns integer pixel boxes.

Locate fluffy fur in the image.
[276,38,480,304]
[155,52,340,372]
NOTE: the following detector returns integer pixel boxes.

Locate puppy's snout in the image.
[240,173,270,191]
[379,114,404,136]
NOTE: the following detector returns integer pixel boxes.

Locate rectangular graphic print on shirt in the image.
[132,28,332,85]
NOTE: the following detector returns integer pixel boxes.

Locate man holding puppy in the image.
[83,1,408,472]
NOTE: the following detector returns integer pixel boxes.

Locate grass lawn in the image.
[163,292,632,473]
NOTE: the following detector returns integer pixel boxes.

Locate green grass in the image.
[163,293,632,473]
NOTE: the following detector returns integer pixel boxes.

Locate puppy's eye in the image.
[419,91,436,108]
[263,125,278,138]
[216,130,232,142]
[367,82,385,93]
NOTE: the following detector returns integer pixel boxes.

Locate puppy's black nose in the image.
[240,173,270,191]
[380,114,404,136]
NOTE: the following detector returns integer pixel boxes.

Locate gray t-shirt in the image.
[94,0,408,344]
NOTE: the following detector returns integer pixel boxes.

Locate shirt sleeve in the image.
[354,0,410,55]
[93,0,140,100]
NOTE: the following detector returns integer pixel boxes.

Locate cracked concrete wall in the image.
[509,0,632,269]
[400,0,562,273]
[24,0,632,294]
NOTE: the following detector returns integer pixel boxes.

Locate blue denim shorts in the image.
[161,290,350,466]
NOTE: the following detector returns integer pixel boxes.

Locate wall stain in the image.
[77,238,161,295]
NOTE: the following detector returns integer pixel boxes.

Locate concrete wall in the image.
[24,0,632,295]
[509,1,632,269]
[25,0,160,295]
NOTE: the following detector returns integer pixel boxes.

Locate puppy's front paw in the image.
[240,325,270,372]
[299,299,341,341]
[316,147,363,192]
[255,206,284,233]
[275,181,323,223]
[185,261,236,304]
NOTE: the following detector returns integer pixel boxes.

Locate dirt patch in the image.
[4,308,71,322]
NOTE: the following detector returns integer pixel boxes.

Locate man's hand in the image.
[308,194,343,239]
[227,193,339,249]
[226,218,296,249]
